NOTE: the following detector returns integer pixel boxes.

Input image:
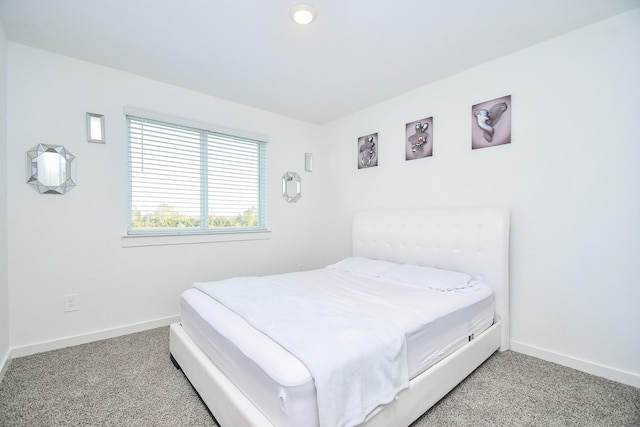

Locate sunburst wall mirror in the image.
[26,144,77,194]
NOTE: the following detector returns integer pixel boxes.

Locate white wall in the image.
[320,9,640,386]
[5,8,639,388]
[6,44,326,352]
[0,18,10,378]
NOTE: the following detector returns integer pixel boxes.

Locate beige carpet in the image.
[1,327,638,426]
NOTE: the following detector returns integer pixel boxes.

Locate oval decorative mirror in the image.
[26,144,77,194]
[282,171,301,202]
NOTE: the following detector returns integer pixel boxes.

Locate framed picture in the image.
[405,117,433,161]
[357,133,378,169]
[472,95,511,149]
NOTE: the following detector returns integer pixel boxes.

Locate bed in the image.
[170,207,510,427]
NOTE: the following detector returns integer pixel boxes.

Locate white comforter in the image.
[194,269,409,427]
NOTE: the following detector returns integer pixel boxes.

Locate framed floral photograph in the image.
[357,133,378,169]
[472,95,511,149]
[405,117,433,160]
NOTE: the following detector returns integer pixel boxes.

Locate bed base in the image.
[170,207,510,426]
[170,319,503,427]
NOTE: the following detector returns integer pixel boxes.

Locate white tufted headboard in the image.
[352,207,510,350]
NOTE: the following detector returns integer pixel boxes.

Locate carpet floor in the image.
[0,327,638,426]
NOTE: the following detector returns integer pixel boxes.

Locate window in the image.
[127,113,267,235]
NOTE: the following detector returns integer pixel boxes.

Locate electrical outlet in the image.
[64,294,79,312]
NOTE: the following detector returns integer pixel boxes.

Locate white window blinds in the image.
[127,114,267,234]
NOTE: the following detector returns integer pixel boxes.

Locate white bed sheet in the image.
[180,270,494,427]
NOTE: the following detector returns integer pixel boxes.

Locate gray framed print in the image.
[406,117,433,160]
[472,95,511,149]
[358,133,378,169]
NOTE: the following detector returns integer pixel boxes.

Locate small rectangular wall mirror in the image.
[87,112,105,143]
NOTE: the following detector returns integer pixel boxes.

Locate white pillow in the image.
[327,257,474,291]
[326,257,398,278]
[379,263,473,291]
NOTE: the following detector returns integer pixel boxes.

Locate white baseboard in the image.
[11,315,180,359]
[0,348,11,383]
[510,340,640,389]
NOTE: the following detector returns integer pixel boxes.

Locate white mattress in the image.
[180,269,494,427]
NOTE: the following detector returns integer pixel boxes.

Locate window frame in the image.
[124,108,269,244]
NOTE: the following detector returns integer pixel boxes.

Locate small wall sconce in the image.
[305,153,313,172]
[86,112,105,144]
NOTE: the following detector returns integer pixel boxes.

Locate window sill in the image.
[122,230,271,248]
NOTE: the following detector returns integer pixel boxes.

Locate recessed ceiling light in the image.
[290,4,317,25]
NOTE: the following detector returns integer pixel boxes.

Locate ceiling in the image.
[1,0,638,124]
